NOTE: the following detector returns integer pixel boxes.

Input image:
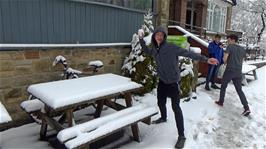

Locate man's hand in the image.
[207,58,219,65]
[138,29,144,39]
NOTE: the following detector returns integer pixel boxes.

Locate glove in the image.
[138,29,144,39]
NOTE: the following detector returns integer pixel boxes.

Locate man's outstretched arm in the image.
[176,46,219,65]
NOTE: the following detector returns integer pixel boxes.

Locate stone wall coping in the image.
[0,43,131,51]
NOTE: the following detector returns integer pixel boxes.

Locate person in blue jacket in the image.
[205,34,224,90]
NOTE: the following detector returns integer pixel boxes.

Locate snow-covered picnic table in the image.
[28,73,142,110]
[242,64,257,77]
[0,102,12,124]
[25,73,157,147]
[242,64,258,85]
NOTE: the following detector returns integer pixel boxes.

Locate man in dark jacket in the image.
[138,26,218,148]
[205,34,224,90]
[215,34,250,116]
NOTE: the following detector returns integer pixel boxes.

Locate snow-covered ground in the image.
[0,66,265,149]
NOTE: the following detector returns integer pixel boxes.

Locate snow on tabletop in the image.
[27,73,143,109]
[0,102,12,124]
[168,26,209,48]
[58,105,157,149]
[244,59,266,65]
[242,64,257,74]
[88,60,103,67]
[189,47,201,54]
[20,99,44,112]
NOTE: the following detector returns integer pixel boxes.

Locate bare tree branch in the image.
[248,0,265,13]
[257,12,266,42]
[232,0,266,43]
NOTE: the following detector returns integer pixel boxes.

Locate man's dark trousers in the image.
[219,70,249,108]
[157,80,184,137]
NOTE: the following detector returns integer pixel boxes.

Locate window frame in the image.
[207,0,227,33]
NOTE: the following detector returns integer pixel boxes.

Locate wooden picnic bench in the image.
[245,47,264,61]
[57,104,157,149]
[20,97,44,124]
[23,73,157,148]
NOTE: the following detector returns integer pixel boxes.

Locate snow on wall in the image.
[65,68,82,74]
[88,60,103,67]
[0,102,12,124]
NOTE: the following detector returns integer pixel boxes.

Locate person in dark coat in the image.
[205,34,224,90]
[138,26,218,148]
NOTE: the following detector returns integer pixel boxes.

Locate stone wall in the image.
[0,47,130,130]
[156,0,170,29]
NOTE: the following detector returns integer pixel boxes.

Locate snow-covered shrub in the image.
[179,57,194,98]
[121,10,157,95]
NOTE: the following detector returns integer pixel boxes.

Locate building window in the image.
[186,0,197,30]
[86,0,153,11]
[207,0,227,33]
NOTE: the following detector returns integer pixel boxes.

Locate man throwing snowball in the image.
[215,34,250,116]
[138,26,218,148]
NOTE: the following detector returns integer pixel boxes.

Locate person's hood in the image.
[152,26,167,47]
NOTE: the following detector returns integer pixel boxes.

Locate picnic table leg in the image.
[124,93,133,107]
[40,120,48,140]
[66,109,74,127]
[58,113,66,124]
[94,100,104,118]
[40,105,50,140]
[124,93,141,142]
[253,70,258,80]
[242,74,248,86]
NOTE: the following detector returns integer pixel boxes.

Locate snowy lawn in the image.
[0,66,265,149]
